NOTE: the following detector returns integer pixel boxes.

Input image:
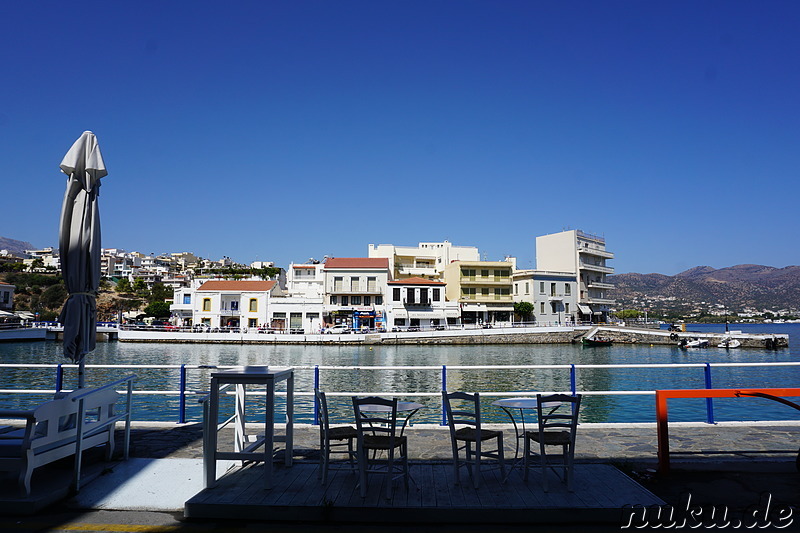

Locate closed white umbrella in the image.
[58,131,107,388]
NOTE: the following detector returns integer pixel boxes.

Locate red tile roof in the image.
[388,277,445,285]
[324,257,389,269]
[198,280,277,292]
[292,265,317,269]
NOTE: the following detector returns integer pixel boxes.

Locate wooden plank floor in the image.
[185,461,664,524]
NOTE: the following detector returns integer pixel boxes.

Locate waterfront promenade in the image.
[2,420,796,527]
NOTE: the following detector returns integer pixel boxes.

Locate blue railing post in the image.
[570,364,577,395]
[704,363,715,424]
[55,364,63,393]
[441,365,447,426]
[179,364,187,424]
[313,365,320,425]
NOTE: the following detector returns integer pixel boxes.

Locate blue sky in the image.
[2,1,799,275]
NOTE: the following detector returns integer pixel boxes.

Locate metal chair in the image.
[442,391,505,488]
[314,389,357,485]
[523,393,581,491]
[352,396,409,499]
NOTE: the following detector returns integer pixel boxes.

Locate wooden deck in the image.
[185,461,664,524]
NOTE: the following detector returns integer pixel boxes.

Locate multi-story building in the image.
[368,241,480,281]
[385,277,459,330]
[535,229,615,322]
[443,260,514,325]
[171,280,282,329]
[286,262,325,298]
[513,269,578,324]
[323,258,390,331]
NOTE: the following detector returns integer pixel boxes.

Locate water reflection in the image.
[0,335,797,424]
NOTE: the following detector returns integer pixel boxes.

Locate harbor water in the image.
[1,323,797,425]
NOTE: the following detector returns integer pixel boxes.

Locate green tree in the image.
[144,301,171,318]
[614,309,643,320]
[132,278,147,295]
[116,278,132,293]
[514,301,534,322]
[39,284,68,310]
[147,282,172,304]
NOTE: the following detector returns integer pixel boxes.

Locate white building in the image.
[0,282,14,311]
[385,277,459,330]
[286,262,325,298]
[535,230,615,322]
[513,270,579,325]
[368,241,480,281]
[171,280,281,329]
[266,296,324,333]
[323,257,390,331]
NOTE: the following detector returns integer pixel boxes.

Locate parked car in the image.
[324,325,351,334]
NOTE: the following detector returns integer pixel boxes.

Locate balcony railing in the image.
[587,297,616,305]
[579,262,614,274]
[404,299,431,306]
[588,281,615,290]
[578,247,614,259]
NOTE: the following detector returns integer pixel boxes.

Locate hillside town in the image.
[1,230,615,332]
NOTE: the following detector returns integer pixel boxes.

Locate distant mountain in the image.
[610,265,800,315]
[0,237,35,256]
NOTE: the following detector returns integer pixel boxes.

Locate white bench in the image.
[0,381,132,497]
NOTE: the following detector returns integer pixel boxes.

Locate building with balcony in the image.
[286,262,325,298]
[443,260,514,325]
[323,257,390,331]
[386,277,459,330]
[535,229,615,322]
[368,241,480,281]
[513,270,578,325]
[171,280,281,329]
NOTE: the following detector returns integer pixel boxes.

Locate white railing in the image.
[2,362,799,426]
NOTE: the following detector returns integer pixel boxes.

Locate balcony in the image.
[579,262,614,274]
[459,277,512,285]
[588,281,615,290]
[396,264,437,276]
[578,247,614,260]
[404,299,431,306]
[587,297,616,305]
[329,288,382,295]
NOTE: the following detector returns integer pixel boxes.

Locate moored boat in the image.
[582,336,613,346]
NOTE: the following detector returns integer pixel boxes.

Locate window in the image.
[367,277,376,292]
[334,277,343,291]
[351,277,360,291]
[420,288,428,304]
[393,287,401,301]
[201,317,211,325]
[364,296,371,305]
[481,288,489,297]
[183,294,191,305]
[376,295,383,305]
[481,269,489,278]
[514,283,518,295]
[330,295,337,305]
[462,268,476,280]
[550,283,556,297]
[525,282,529,295]
[462,287,476,298]
[540,302,545,313]
[351,295,361,305]
[248,318,257,328]
[433,288,440,301]
[202,298,211,312]
[565,284,571,296]
[539,282,545,294]
[249,298,257,312]
[565,303,570,313]
[230,301,239,311]
[406,289,416,304]
[394,318,405,326]
[341,296,348,306]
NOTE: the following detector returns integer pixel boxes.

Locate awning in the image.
[445,309,461,318]
[391,309,408,319]
[578,304,592,314]
[408,311,445,320]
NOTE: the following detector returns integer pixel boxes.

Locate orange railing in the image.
[655,387,800,474]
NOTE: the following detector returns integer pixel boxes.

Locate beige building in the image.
[368,241,480,281]
[535,229,615,322]
[443,260,514,325]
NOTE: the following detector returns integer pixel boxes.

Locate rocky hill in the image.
[610,264,800,316]
[0,236,35,255]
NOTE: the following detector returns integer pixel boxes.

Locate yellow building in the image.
[443,260,514,325]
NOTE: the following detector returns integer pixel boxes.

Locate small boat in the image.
[582,336,613,346]
[680,338,709,349]
[718,336,741,349]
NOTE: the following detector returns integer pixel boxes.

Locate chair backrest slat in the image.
[536,393,581,441]
[442,391,481,431]
[352,396,399,440]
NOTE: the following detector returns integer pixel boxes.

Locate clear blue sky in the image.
[2,1,798,275]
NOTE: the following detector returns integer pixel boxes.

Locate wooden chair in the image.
[351,396,409,499]
[524,393,581,491]
[314,389,357,485]
[442,391,505,488]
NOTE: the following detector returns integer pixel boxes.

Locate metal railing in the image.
[2,362,799,426]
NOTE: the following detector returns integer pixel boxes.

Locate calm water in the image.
[1,323,797,425]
